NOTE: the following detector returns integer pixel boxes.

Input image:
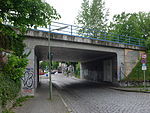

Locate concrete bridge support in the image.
[80,54,118,83]
[21,47,35,96]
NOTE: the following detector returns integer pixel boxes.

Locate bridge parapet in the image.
[35,22,145,47]
[26,29,146,51]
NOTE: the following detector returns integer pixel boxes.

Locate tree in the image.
[0,0,60,56]
[109,12,150,82]
[39,61,49,72]
[0,1,60,108]
[109,12,150,40]
[146,37,150,50]
[39,61,59,71]
[76,0,109,38]
[52,61,59,70]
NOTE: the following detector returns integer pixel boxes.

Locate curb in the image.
[110,87,150,93]
[52,83,73,113]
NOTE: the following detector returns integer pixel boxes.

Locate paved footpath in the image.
[13,78,68,113]
[52,74,150,113]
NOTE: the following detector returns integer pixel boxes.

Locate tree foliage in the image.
[52,61,59,70]
[39,61,59,71]
[0,54,28,108]
[0,0,60,56]
[146,37,150,50]
[0,0,60,28]
[39,61,49,71]
[0,0,60,109]
[76,0,108,38]
[2,55,28,80]
[109,12,150,40]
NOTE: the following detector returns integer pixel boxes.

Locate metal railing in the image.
[37,21,145,47]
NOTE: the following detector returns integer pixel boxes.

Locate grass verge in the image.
[2,96,34,113]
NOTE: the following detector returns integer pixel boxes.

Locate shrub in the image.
[75,62,80,78]
[0,54,28,108]
[0,75,21,107]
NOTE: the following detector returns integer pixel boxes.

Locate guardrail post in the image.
[129,37,130,44]
[118,35,120,43]
[104,32,106,40]
[139,39,140,46]
[71,25,72,35]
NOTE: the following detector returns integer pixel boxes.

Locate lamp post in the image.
[48,24,68,100]
[48,25,52,100]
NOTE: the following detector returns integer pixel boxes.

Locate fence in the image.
[4,22,146,47]
[46,22,145,47]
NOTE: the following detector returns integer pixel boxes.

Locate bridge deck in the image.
[35,21,145,47]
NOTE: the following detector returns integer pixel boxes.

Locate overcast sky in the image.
[46,0,150,24]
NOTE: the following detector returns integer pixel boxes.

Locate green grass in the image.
[2,96,34,113]
[2,109,15,113]
[13,96,34,107]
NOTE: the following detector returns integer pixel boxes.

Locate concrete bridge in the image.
[22,22,146,95]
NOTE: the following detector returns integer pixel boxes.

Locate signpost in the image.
[48,25,69,100]
[141,53,147,90]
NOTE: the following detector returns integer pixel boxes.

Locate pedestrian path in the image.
[13,79,68,113]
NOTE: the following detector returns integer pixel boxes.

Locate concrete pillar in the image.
[103,59,112,82]
[117,50,125,81]
[80,63,83,79]
[80,62,89,80]
[21,47,35,96]
[34,55,38,89]
[80,59,103,82]
[37,59,40,86]
[80,54,118,83]
[112,56,118,82]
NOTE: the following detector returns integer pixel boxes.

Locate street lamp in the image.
[48,24,68,100]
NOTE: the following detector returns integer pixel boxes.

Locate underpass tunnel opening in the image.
[35,45,118,87]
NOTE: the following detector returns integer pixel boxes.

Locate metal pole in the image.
[71,25,72,35]
[48,24,52,100]
[47,24,69,100]
[144,70,146,90]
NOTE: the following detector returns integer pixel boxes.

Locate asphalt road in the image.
[52,74,150,113]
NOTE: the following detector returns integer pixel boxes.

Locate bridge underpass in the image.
[21,27,145,96]
[35,45,117,85]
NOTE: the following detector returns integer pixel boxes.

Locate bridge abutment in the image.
[21,46,36,96]
[80,54,118,83]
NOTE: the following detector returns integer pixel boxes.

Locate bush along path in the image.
[0,0,60,112]
[0,55,28,112]
[1,96,34,113]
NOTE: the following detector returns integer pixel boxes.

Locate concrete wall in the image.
[103,59,112,82]
[124,49,145,76]
[80,55,117,83]
[80,60,103,82]
[34,55,38,89]
[21,46,35,96]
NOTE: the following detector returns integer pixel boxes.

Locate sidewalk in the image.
[110,87,150,93]
[12,78,69,113]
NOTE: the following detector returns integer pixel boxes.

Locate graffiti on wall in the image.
[22,68,34,90]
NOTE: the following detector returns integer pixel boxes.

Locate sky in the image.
[46,0,150,25]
